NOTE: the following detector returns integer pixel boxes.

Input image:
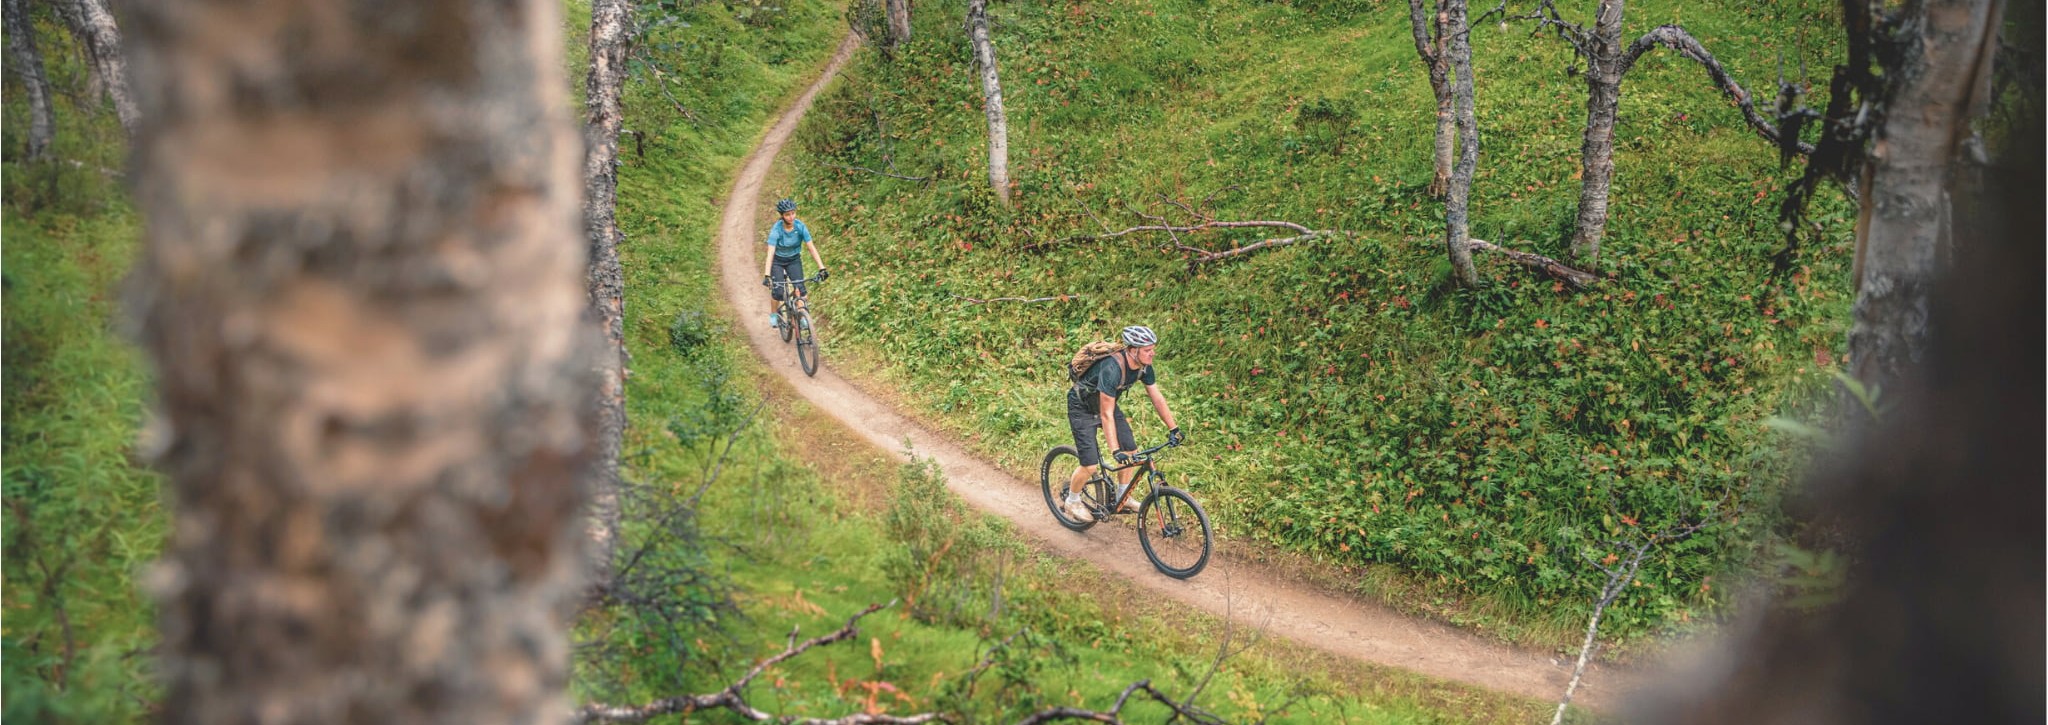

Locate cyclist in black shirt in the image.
[1061,325,1184,521]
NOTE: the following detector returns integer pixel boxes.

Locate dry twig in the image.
[1466,238,1600,288]
[949,293,1084,305]
[577,601,944,724]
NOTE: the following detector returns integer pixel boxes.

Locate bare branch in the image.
[950,293,1085,305]
[1195,185,1242,216]
[1013,680,1231,725]
[1622,25,1817,155]
[632,48,701,123]
[957,627,1028,699]
[577,601,944,724]
[1515,0,1590,56]
[1188,231,1346,265]
[1156,193,1209,223]
[1465,238,1600,288]
[1022,220,1315,252]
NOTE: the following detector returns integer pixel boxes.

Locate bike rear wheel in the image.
[1138,486,1212,578]
[777,301,794,343]
[1039,446,1103,532]
[794,309,819,377]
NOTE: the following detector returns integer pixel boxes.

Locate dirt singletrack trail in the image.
[714,32,1642,710]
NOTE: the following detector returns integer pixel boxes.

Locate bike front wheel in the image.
[1039,446,1102,532]
[1138,486,1212,578]
[794,309,819,377]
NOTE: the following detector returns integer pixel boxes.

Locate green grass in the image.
[2,8,165,719]
[586,3,1541,720]
[791,0,1858,647]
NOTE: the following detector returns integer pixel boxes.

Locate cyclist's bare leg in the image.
[1113,462,1141,511]
[1068,465,1095,498]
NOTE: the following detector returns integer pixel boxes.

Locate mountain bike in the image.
[771,275,822,377]
[1039,440,1212,579]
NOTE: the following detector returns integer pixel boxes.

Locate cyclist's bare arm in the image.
[804,240,826,270]
[1099,391,1128,455]
[1144,383,1178,431]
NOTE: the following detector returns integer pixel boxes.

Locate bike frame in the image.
[1088,442,1173,514]
[771,276,823,318]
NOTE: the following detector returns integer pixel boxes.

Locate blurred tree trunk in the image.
[1407,0,1453,198]
[1847,0,2005,407]
[582,0,630,589]
[885,0,910,50]
[1442,0,1480,287]
[127,0,592,722]
[5,0,55,161]
[53,0,137,134]
[967,0,1010,206]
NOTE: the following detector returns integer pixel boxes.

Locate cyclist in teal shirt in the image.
[760,198,829,328]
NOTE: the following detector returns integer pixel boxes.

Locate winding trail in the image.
[715,33,1641,709]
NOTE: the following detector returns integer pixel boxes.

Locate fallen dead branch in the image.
[632,48,701,124]
[1466,238,1600,289]
[1187,229,1353,265]
[949,293,1084,305]
[1012,680,1230,725]
[576,601,944,724]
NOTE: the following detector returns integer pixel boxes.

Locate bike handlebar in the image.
[1125,440,1178,461]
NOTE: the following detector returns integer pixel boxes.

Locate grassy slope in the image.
[599,4,1542,721]
[794,0,1856,645]
[2,10,164,719]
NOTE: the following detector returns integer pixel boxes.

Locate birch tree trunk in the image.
[967,0,1011,207]
[1442,0,1481,287]
[582,0,631,589]
[885,0,911,50]
[1569,0,1625,265]
[1848,0,2006,407]
[126,0,592,722]
[5,0,54,161]
[1408,0,1454,197]
[53,0,137,134]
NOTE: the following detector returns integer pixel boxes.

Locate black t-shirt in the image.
[1069,353,1156,414]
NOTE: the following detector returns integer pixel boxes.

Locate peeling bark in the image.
[5,0,55,161]
[127,0,591,721]
[1568,0,1626,265]
[967,0,1010,206]
[1408,0,1454,197]
[1442,0,1481,287]
[582,0,631,589]
[53,0,137,134]
[1848,0,2006,408]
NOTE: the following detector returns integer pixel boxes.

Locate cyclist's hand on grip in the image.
[761,275,772,287]
[1167,427,1185,446]
[1113,451,1133,465]
[817,267,830,281]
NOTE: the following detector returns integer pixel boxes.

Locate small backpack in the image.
[1067,341,1127,391]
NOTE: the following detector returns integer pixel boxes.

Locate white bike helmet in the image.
[1121,325,1157,347]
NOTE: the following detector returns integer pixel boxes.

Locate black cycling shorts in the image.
[769,255,806,300]
[1067,393,1134,467]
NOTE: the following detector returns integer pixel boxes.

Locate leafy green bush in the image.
[881,458,1027,626]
